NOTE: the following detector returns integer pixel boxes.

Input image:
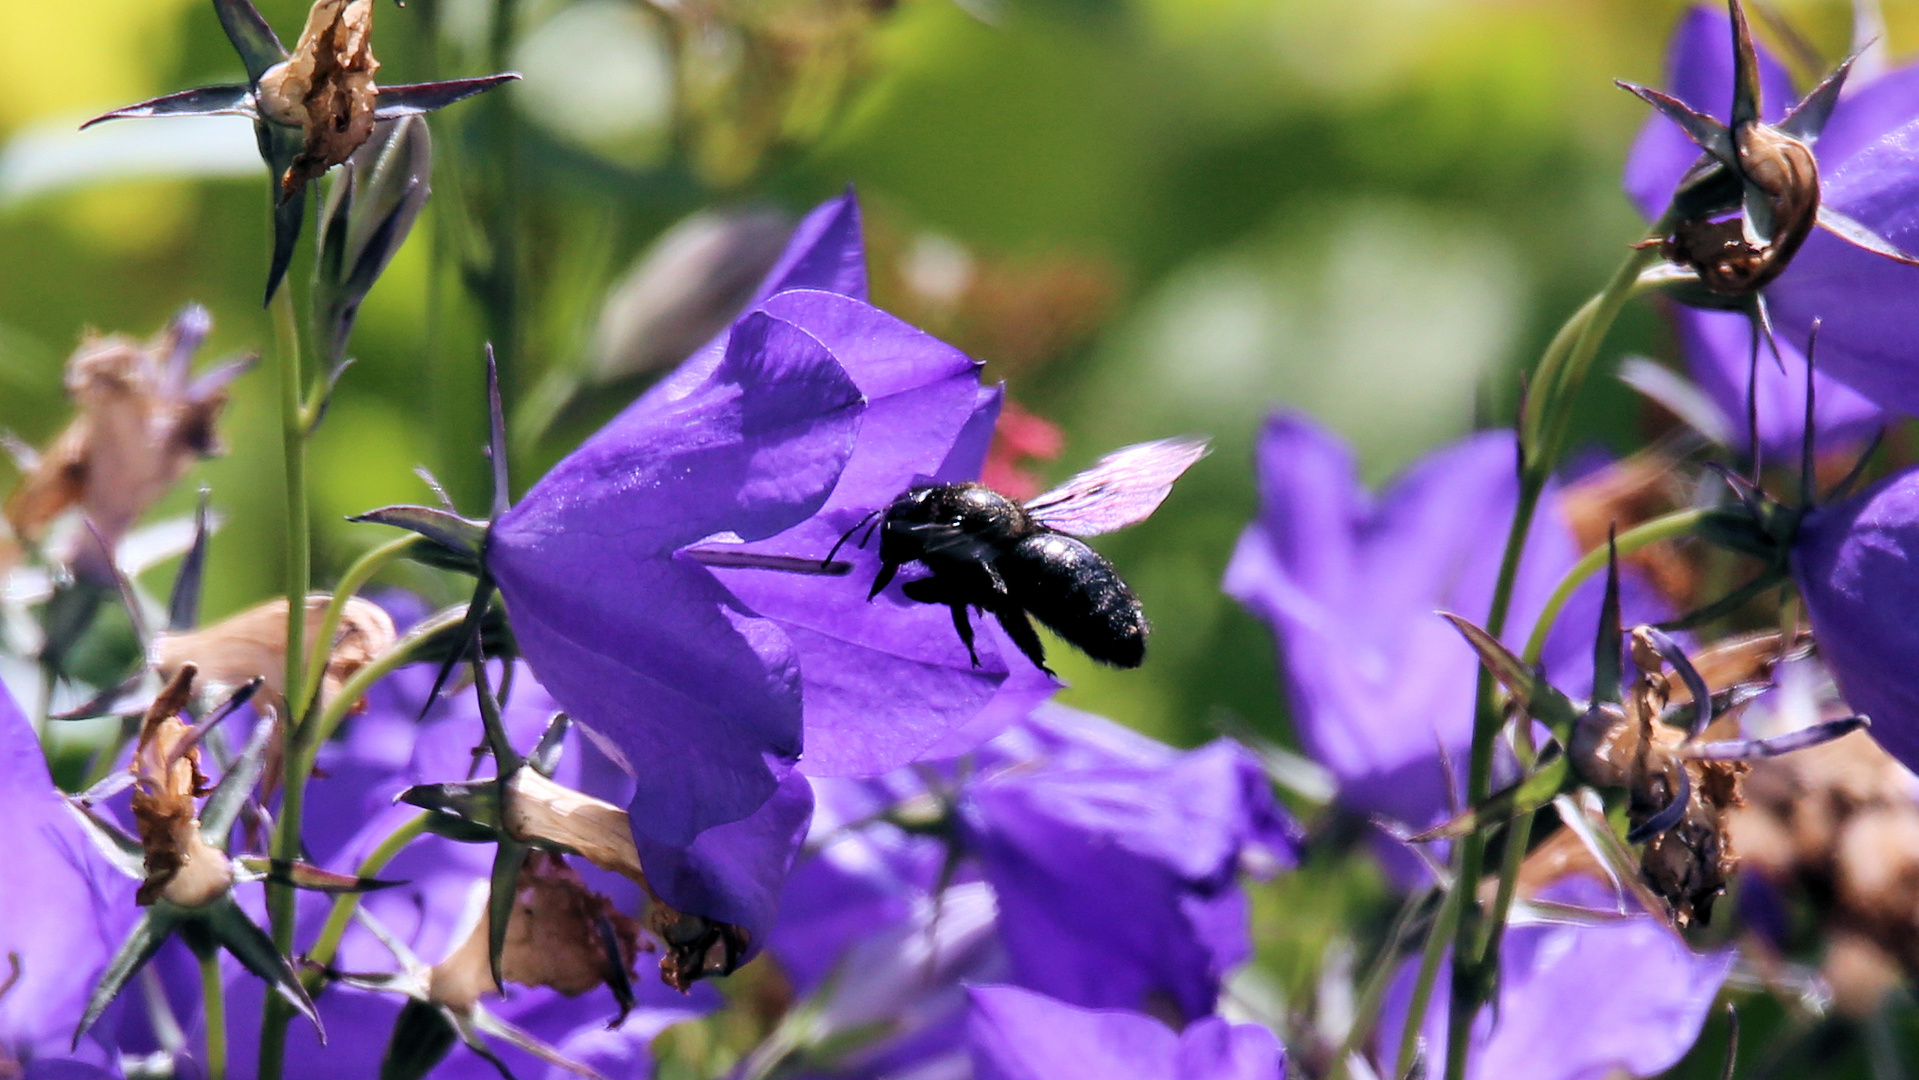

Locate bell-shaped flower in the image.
[957,704,1300,1022]
[5,305,249,585]
[1376,874,1730,1080]
[84,0,515,301]
[0,678,138,1077]
[967,985,1287,1080]
[1624,1,1919,419]
[1223,412,1661,839]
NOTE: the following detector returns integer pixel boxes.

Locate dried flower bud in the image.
[5,307,245,581]
[152,594,396,710]
[647,905,747,993]
[129,666,232,907]
[256,0,380,199]
[426,853,640,1012]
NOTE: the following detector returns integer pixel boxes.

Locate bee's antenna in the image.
[822,507,884,567]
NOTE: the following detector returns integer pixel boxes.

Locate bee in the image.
[831,438,1209,674]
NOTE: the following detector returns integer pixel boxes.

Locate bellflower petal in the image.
[966,986,1286,1080]
[1793,466,1919,772]
[1376,877,1731,1080]
[962,706,1300,1021]
[491,310,864,846]
[1,684,137,1073]
[1670,307,1883,455]
[1224,413,1607,834]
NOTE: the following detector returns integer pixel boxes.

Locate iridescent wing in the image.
[1023,437,1209,537]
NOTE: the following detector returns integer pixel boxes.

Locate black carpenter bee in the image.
[831,438,1209,674]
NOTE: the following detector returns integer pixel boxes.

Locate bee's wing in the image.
[1022,437,1209,537]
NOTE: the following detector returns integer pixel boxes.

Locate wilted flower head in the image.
[86,0,515,300]
[151,593,396,712]
[6,305,248,582]
[1625,1,1919,417]
[128,665,232,907]
[967,985,1286,1080]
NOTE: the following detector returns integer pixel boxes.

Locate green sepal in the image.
[486,841,531,993]
[398,780,505,839]
[200,704,276,844]
[468,1006,608,1080]
[212,0,288,83]
[237,856,404,894]
[63,800,148,880]
[348,506,488,571]
[1409,751,1571,842]
[1592,540,1624,706]
[73,908,177,1047]
[204,895,324,1037]
[1438,613,1582,737]
[529,713,570,779]
[379,1000,460,1080]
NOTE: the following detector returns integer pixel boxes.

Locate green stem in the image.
[1520,508,1709,667]
[296,535,424,718]
[306,813,430,981]
[260,285,311,1080]
[299,611,458,782]
[1393,882,1463,1080]
[200,949,227,1080]
[1437,239,1670,1080]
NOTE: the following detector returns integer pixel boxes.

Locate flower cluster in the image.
[15,2,1919,1079]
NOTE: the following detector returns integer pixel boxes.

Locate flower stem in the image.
[296,534,424,717]
[200,946,227,1080]
[305,812,430,983]
[260,274,311,1080]
[1394,880,1463,1080]
[1433,238,1667,1080]
[1520,507,1708,667]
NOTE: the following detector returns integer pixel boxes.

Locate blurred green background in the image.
[0,0,1913,753]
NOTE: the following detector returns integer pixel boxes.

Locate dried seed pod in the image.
[128,666,232,907]
[256,0,380,199]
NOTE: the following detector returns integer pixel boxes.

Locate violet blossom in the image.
[486,190,1050,857]
[1625,3,1919,421]
[0,684,136,1079]
[1375,875,1731,1080]
[967,985,1286,1080]
[1223,412,1655,837]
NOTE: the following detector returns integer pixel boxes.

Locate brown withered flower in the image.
[256,0,379,200]
[128,665,230,907]
[426,852,642,1014]
[5,305,249,582]
[151,593,396,713]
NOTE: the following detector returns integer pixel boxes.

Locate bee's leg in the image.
[992,605,1052,676]
[868,558,903,600]
[903,577,981,666]
[982,560,1009,598]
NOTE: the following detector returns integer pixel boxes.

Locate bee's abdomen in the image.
[1001,533,1147,668]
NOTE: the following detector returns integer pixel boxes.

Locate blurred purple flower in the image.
[1224,413,1646,836]
[1625,3,1919,421]
[967,985,1286,1080]
[1375,875,1731,1079]
[492,190,1049,852]
[1793,465,1919,773]
[0,684,137,1077]
[960,705,1299,1022]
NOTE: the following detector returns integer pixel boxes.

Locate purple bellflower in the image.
[958,704,1300,1022]
[967,985,1286,1080]
[1376,875,1731,1080]
[1792,465,1919,775]
[1624,2,1919,421]
[0,685,137,1079]
[1223,412,1658,837]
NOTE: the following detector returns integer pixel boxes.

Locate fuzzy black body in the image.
[869,482,1147,672]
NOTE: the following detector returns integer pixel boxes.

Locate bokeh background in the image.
[7,1,1919,1074]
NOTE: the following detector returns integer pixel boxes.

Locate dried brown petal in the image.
[426,853,640,1011]
[151,594,396,711]
[256,0,381,198]
[129,666,232,907]
[6,324,232,575]
[504,768,645,884]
